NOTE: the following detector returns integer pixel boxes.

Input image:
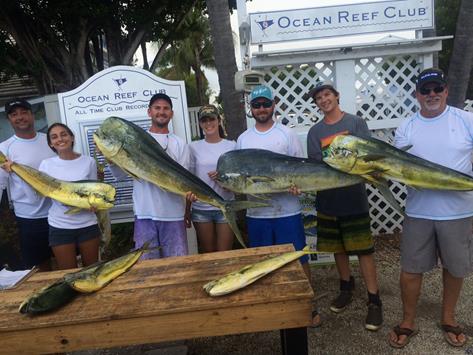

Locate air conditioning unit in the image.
[234,70,265,92]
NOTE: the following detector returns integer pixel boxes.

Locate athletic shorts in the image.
[133,218,188,260]
[49,224,100,247]
[15,216,52,268]
[316,212,374,255]
[246,214,308,264]
[401,216,473,278]
[191,208,226,223]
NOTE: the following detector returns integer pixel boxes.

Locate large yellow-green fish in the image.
[66,243,149,293]
[0,151,115,213]
[19,244,149,314]
[323,134,473,211]
[203,246,318,296]
[93,116,269,248]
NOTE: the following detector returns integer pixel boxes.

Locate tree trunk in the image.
[447,0,473,108]
[206,0,245,140]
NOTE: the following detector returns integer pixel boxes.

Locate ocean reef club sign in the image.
[249,0,434,44]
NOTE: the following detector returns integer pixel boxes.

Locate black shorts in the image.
[49,224,100,247]
[15,216,52,268]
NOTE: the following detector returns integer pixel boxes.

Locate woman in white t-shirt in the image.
[186,105,236,252]
[39,123,100,269]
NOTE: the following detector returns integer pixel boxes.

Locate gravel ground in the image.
[72,234,473,355]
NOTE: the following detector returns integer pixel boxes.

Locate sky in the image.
[203,0,415,103]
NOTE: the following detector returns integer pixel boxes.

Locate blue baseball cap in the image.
[250,85,273,102]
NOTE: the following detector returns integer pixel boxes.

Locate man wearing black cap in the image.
[389,68,473,348]
[306,81,383,331]
[0,98,55,271]
[109,93,190,259]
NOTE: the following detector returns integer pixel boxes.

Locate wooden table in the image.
[0,244,314,354]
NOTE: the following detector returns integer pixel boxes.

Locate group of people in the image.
[1,67,471,348]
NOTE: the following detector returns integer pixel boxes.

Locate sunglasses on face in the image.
[419,86,445,95]
[251,101,272,109]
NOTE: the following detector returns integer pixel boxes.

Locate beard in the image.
[252,108,274,124]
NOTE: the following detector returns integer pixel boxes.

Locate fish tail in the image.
[222,202,246,248]
[301,245,320,255]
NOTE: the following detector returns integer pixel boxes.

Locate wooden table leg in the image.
[280,327,308,355]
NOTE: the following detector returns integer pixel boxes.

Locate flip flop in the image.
[309,309,322,328]
[388,325,419,349]
[440,324,467,347]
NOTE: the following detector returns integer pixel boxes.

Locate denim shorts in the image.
[49,224,100,247]
[191,208,227,223]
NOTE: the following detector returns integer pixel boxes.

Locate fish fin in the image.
[221,203,246,248]
[364,175,403,214]
[64,207,83,215]
[248,194,271,200]
[124,169,141,180]
[0,151,6,164]
[228,200,271,211]
[359,154,385,162]
[248,176,275,183]
[399,144,413,151]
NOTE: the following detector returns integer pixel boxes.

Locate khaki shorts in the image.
[401,216,473,278]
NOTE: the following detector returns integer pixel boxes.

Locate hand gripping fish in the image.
[203,246,318,296]
[93,116,269,248]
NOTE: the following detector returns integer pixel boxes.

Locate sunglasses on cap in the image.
[419,86,445,95]
[251,101,273,109]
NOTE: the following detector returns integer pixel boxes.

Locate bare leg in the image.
[441,268,465,345]
[215,223,234,251]
[78,237,100,266]
[334,252,351,280]
[358,254,379,294]
[52,243,78,270]
[389,270,422,346]
[194,222,217,253]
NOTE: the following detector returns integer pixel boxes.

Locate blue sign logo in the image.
[255,17,274,37]
[113,76,127,91]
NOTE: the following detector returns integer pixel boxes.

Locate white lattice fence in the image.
[254,55,426,235]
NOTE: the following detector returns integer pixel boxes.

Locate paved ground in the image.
[72,234,473,355]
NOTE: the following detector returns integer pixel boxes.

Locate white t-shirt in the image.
[0,133,54,218]
[189,139,236,211]
[39,155,98,229]
[236,122,303,218]
[110,131,190,221]
[394,106,473,220]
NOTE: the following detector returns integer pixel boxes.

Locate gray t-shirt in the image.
[307,113,370,216]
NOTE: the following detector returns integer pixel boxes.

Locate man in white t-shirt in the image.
[0,98,54,270]
[110,93,190,259]
[389,68,473,348]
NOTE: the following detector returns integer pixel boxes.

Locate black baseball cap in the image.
[5,98,32,114]
[149,93,173,109]
[306,81,338,100]
[416,68,447,89]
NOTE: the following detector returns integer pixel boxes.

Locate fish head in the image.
[93,117,131,160]
[322,135,359,173]
[216,172,245,192]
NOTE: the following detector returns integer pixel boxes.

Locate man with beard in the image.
[389,68,473,348]
[236,85,320,326]
[109,93,190,259]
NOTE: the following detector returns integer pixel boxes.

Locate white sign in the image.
[57,66,191,219]
[250,0,434,44]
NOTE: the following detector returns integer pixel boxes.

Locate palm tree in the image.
[447,0,473,107]
[206,0,245,140]
[156,7,215,106]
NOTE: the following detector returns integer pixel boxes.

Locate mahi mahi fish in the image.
[216,149,364,195]
[323,134,473,193]
[19,244,149,314]
[0,151,115,213]
[203,245,318,296]
[93,116,268,248]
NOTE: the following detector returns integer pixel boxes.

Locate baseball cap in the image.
[250,85,273,102]
[5,98,32,114]
[307,81,337,99]
[198,105,219,120]
[416,68,447,89]
[149,93,173,109]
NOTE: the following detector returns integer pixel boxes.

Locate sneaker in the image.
[365,302,383,331]
[330,290,353,313]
